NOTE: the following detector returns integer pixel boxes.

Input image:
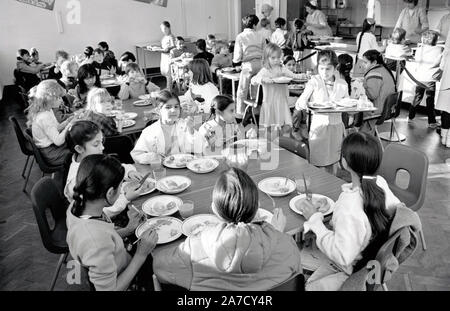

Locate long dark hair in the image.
[342,132,393,269]
[337,54,354,95]
[213,168,259,224]
[363,49,396,88]
[77,64,100,94]
[209,95,234,120]
[71,154,124,217]
[65,120,101,154]
[189,59,213,85]
[357,18,376,60]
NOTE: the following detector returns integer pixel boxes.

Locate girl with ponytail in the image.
[67,154,158,291]
[199,95,257,154]
[354,18,383,76]
[298,132,401,291]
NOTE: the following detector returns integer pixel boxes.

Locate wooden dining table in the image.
[131,145,345,249]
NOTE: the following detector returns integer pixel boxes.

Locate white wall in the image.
[0,0,231,86]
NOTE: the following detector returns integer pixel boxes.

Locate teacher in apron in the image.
[152,21,176,91]
[304,0,333,37]
[395,0,429,44]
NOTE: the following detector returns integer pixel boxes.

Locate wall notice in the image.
[16,0,55,11]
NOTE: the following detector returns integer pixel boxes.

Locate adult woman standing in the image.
[304,0,333,37]
[394,0,429,43]
[260,3,274,30]
[150,21,176,91]
[233,15,266,119]
[436,28,450,148]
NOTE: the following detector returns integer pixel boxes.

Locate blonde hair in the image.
[60,60,79,77]
[26,80,66,127]
[86,88,112,114]
[262,43,282,69]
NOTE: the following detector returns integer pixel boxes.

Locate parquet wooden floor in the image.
[0,87,449,291]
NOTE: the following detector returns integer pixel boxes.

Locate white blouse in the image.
[32,110,68,148]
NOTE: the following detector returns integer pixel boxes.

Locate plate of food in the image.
[273,77,293,84]
[133,99,153,107]
[181,214,221,236]
[252,208,274,223]
[309,101,335,109]
[100,74,115,80]
[135,217,183,244]
[289,194,335,217]
[186,158,219,174]
[121,119,136,128]
[337,98,358,108]
[123,177,156,196]
[163,154,195,168]
[258,177,296,197]
[142,195,183,217]
[138,94,152,100]
[122,112,138,120]
[101,79,118,86]
[156,176,191,194]
[288,84,305,90]
[227,139,269,156]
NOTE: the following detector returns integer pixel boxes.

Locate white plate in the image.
[163,154,195,169]
[135,217,183,244]
[121,119,136,128]
[138,94,152,100]
[337,99,358,108]
[123,112,138,120]
[181,214,221,236]
[100,74,114,80]
[156,176,191,194]
[309,102,334,109]
[222,67,235,73]
[101,79,118,86]
[289,194,335,217]
[142,195,183,217]
[258,177,296,197]
[288,84,305,90]
[123,178,156,196]
[273,77,293,84]
[252,208,273,224]
[133,99,153,107]
[186,158,219,174]
[227,139,269,156]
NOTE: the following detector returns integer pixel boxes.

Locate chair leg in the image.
[382,283,389,291]
[374,127,384,152]
[392,121,404,144]
[419,230,427,251]
[22,155,30,179]
[152,274,162,291]
[50,253,68,291]
[23,158,34,193]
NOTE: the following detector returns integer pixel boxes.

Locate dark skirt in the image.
[39,144,71,167]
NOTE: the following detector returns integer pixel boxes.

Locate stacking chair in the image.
[23,129,64,185]
[243,84,263,127]
[30,177,69,291]
[378,143,428,250]
[269,274,305,291]
[278,136,309,161]
[9,117,35,191]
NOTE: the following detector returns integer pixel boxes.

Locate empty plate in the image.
[186,158,219,174]
[258,177,296,197]
[289,194,335,217]
[182,214,221,236]
[142,195,183,217]
[156,175,191,194]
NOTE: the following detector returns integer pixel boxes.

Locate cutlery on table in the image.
[134,171,153,191]
[302,174,312,202]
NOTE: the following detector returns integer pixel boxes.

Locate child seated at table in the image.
[187,59,220,113]
[98,41,118,72]
[199,95,257,154]
[93,48,116,77]
[26,80,74,166]
[385,28,412,72]
[73,64,101,108]
[64,121,142,217]
[270,17,288,49]
[251,43,307,139]
[131,90,203,165]
[117,52,136,76]
[83,87,119,137]
[206,34,217,52]
[170,36,189,61]
[152,167,302,290]
[298,132,402,291]
[48,50,70,80]
[283,55,297,73]
[210,43,233,82]
[408,30,443,129]
[66,153,157,291]
[194,39,214,65]
[16,49,44,91]
[30,47,41,65]
[118,63,160,100]
[57,60,79,91]
[78,46,95,67]
[294,50,349,175]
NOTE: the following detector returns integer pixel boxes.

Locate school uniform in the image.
[295,75,349,167]
[395,7,429,43]
[270,28,288,49]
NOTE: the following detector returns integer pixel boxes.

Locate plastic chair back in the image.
[376,91,403,126]
[30,177,69,254]
[24,128,64,173]
[279,137,309,161]
[9,116,33,156]
[269,274,305,291]
[378,143,429,210]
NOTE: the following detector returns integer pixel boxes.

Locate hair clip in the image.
[362,175,377,180]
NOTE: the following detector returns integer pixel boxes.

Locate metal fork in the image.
[265,192,276,209]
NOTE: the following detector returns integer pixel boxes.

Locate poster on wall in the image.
[16,0,55,11]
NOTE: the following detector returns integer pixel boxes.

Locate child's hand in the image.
[136,229,158,257]
[299,200,318,220]
[185,116,195,134]
[124,186,142,202]
[271,208,287,232]
[125,208,143,232]
[128,170,143,182]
